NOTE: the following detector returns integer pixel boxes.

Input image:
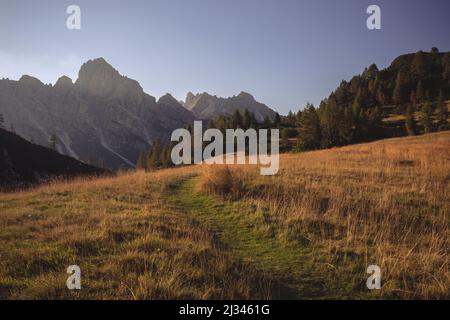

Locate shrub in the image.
[199,165,248,200]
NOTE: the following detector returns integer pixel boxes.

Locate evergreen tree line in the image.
[405,92,449,136]
[282,48,450,151]
[278,101,383,151]
[137,85,449,171]
[135,109,281,170]
[136,139,175,170]
[327,49,450,112]
[206,109,281,131]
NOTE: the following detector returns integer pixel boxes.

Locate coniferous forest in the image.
[139,49,450,169]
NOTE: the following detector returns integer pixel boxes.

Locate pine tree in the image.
[250,112,259,129]
[207,119,216,129]
[146,147,154,170]
[216,115,226,133]
[164,145,173,167]
[442,56,450,85]
[352,96,362,118]
[273,113,281,127]
[243,109,252,129]
[405,105,417,136]
[366,106,382,138]
[376,87,386,106]
[410,90,417,107]
[392,71,404,105]
[262,116,272,129]
[295,110,303,127]
[281,128,290,150]
[298,103,321,150]
[338,106,354,144]
[286,111,296,127]
[411,51,427,78]
[231,110,243,129]
[421,102,433,133]
[147,139,162,169]
[437,91,449,129]
[319,97,342,147]
[136,151,147,170]
[416,81,425,105]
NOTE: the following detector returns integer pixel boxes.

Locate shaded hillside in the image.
[280,49,450,151]
[329,48,450,110]
[0,128,107,190]
[0,58,195,170]
[315,49,450,145]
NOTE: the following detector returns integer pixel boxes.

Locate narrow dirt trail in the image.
[167,177,361,299]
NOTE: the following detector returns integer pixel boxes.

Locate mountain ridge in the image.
[0,58,195,170]
[182,91,277,122]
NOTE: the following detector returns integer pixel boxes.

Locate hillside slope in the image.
[0,132,448,299]
[277,50,450,153]
[0,128,107,190]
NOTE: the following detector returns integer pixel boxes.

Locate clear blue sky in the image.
[1,0,449,114]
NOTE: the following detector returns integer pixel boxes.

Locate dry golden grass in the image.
[198,165,248,200]
[0,166,274,299]
[199,132,450,299]
[1,132,449,299]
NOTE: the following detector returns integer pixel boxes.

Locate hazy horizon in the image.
[1,0,450,114]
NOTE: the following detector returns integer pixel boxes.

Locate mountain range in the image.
[0,58,278,170]
[183,91,277,122]
[2,50,448,171]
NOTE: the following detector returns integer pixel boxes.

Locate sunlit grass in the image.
[199,132,450,299]
[0,132,448,299]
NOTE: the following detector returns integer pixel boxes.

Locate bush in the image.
[199,165,248,200]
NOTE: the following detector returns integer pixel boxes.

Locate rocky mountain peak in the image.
[75,57,144,101]
[183,91,276,121]
[77,58,119,82]
[0,58,196,170]
[184,92,210,110]
[54,76,73,90]
[158,93,181,108]
[237,91,255,101]
[184,91,196,107]
[19,75,43,88]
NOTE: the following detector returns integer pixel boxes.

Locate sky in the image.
[1,0,449,115]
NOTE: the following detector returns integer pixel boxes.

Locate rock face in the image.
[0,58,195,169]
[0,128,107,190]
[183,91,277,122]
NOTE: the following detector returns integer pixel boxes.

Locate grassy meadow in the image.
[0,132,449,299]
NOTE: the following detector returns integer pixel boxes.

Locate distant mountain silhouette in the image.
[0,58,195,169]
[183,91,277,122]
[0,128,107,190]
